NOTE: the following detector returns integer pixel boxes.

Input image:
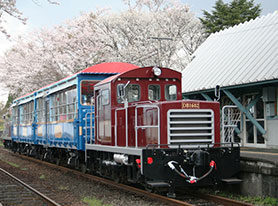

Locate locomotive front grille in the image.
[167,109,214,147]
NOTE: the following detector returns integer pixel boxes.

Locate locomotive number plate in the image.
[182,102,200,109]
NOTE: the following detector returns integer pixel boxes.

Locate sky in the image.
[13,0,278,29]
[0,0,278,102]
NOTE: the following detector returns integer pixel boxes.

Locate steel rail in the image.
[10,152,194,206]
[199,193,253,206]
[184,190,253,206]
[0,167,62,206]
[5,149,252,206]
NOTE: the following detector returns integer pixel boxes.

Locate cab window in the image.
[117,84,140,103]
[148,85,160,100]
[165,85,177,100]
[81,80,96,105]
[101,89,110,105]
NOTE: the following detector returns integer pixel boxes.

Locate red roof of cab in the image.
[95,66,181,87]
[15,62,138,101]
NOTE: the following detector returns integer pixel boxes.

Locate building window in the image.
[244,94,265,145]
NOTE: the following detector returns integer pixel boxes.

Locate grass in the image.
[39,174,45,179]
[21,168,28,171]
[198,188,278,206]
[215,191,278,206]
[58,185,69,191]
[236,196,278,206]
[1,159,20,168]
[0,157,29,171]
[82,197,111,206]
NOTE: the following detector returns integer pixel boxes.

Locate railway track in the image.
[0,167,61,206]
[179,190,253,206]
[3,148,253,206]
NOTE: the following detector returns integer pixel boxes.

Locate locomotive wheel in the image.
[112,171,121,183]
[74,158,80,170]
[81,163,87,173]
[144,184,155,193]
[35,151,43,160]
[55,158,60,166]
[17,145,22,154]
[39,151,45,161]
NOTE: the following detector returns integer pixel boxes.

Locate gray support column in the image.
[201,93,213,101]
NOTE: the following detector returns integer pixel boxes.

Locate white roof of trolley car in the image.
[182,11,278,93]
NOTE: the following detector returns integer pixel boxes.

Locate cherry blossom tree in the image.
[0,11,106,95]
[0,0,26,38]
[0,0,205,97]
[0,0,59,38]
[95,0,205,69]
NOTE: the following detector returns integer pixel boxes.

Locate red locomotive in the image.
[86,65,240,197]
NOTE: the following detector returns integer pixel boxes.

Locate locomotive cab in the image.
[93,66,182,147]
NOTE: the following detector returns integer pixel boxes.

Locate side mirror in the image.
[215,85,220,101]
[117,84,125,98]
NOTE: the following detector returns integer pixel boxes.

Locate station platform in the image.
[240,147,278,165]
[239,147,278,198]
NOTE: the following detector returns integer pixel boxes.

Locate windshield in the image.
[117,84,140,103]
[81,80,97,105]
[165,84,177,101]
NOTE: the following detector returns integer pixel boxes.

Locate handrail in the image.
[131,100,155,106]
[85,111,95,144]
[221,105,241,143]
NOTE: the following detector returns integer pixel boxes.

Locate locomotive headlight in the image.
[152,66,161,76]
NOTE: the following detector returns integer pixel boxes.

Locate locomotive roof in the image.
[95,66,181,87]
[14,62,137,104]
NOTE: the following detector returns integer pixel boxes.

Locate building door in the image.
[244,94,266,147]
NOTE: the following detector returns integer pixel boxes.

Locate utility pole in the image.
[149,37,173,66]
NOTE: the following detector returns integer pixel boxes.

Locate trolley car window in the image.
[51,94,59,121]
[67,88,77,120]
[20,101,34,124]
[81,80,96,105]
[37,98,44,123]
[148,85,160,101]
[12,106,19,125]
[165,85,177,101]
[50,86,77,122]
[117,84,140,103]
